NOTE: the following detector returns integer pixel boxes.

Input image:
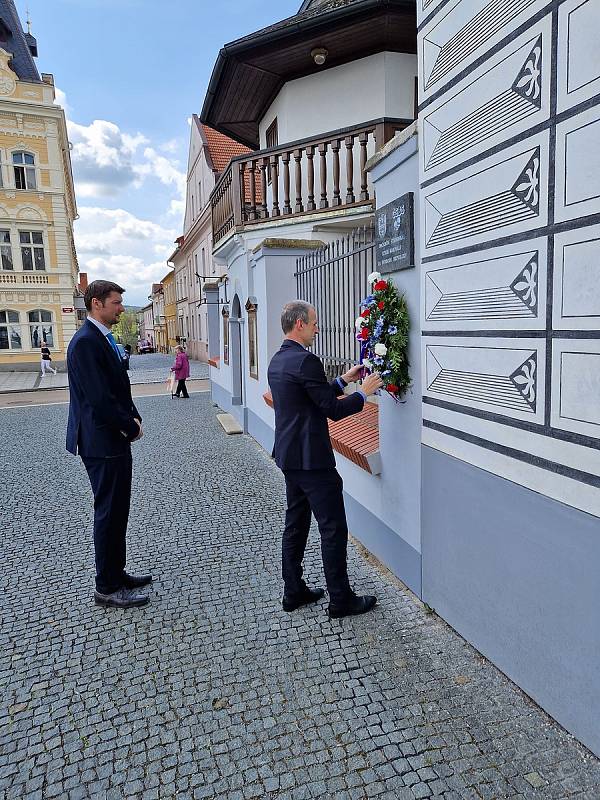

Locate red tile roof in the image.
[263,391,380,474]
[200,123,253,174]
[199,121,263,206]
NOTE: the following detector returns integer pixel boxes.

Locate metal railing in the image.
[211,117,409,248]
[295,226,375,381]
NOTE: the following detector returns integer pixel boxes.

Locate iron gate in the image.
[295,226,375,380]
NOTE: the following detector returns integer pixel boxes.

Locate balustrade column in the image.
[282,152,292,215]
[247,161,257,221]
[331,139,341,207]
[306,145,316,212]
[294,149,304,214]
[259,158,268,219]
[345,135,355,205]
[359,132,370,201]
[318,142,328,209]
[270,154,280,217]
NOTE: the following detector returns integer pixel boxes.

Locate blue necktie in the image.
[106,331,121,361]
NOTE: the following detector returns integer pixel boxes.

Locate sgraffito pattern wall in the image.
[418,0,600,517]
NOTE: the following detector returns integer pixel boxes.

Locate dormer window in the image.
[13,152,36,190]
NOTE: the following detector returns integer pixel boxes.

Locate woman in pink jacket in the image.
[171,345,191,398]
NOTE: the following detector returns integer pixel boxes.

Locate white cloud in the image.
[68,119,148,197]
[65,115,185,203]
[75,207,177,304]
[54,90,187,303]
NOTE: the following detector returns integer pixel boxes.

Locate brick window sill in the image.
[263,391,381,475]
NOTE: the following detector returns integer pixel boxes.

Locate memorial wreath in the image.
[355,272,410,400]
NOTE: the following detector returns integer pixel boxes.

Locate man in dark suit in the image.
[67,280,152,609]
[268,301,383,619]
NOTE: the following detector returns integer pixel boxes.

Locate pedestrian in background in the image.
[40,340,57,376]
[66,279,152,609]
[171,345,190,398]
[268,300,383,619]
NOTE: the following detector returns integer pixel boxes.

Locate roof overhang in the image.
[200,0,416,149]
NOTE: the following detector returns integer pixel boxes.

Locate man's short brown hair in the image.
[84,280,125,311]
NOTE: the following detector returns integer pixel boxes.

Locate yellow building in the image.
[161,269,177,352]
[0,4,78,371]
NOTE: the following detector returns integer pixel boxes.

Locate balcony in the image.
[210,117,408,249]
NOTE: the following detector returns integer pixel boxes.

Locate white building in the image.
[172,117,254,361]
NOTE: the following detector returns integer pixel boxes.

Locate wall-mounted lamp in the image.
[311,47,328,66]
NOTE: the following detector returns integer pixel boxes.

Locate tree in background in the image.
[113,310,139,350]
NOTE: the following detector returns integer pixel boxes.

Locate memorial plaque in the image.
[375,192,415,273]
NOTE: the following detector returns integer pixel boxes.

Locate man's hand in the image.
[342,364,364,384]
[131,418,144,442]
[361,373,384,397]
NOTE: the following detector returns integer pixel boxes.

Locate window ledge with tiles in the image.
[263,391,381,475]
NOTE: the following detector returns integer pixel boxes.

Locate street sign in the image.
[62,306,74,313]
[375,192,415,273]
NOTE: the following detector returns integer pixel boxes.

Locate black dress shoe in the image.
[94,588,149,608]
[282,586,325,612]
[328,594,377,619]
[122,572,153,589]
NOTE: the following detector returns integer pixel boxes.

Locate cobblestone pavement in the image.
[1,393,599,800]
[128,354,209,385]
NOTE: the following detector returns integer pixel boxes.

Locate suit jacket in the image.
[268,339,364,470]
[66,319,141,457]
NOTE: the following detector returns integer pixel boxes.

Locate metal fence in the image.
[295,226,375,380]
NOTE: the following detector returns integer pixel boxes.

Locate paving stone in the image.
[0,392,599,800]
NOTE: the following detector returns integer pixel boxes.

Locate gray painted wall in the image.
[422,445,600,756]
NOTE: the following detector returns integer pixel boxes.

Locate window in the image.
[222,308,230,364]
[20,231,45,270]
[245,298,258,379]
[28,309,53,348]
[198,180,203,210]
[198,311,202,341]
[0,230,13,270]
[265,118,278,184]
[13,152,37,190]
[191,195,195,220]
[0,310,22,350]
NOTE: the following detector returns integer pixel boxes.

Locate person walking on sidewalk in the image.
[171,345,190,398]
[268,301,383,619]
[66,279,152,609]
[40,341,57,376]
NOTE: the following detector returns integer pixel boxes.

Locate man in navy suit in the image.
[268,301,383,618]
[67,280,152,608]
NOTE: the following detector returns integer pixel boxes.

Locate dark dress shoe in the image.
[122,572,153,589]
[328,594,377,619]
[282,586,325,612]
[94,588,150,608]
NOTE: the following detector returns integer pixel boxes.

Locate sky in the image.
[17,0,299,306]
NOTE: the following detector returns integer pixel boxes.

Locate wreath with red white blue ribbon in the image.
[355,272,410,400]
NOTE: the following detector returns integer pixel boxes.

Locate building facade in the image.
[150,282,165,353]
[171,117,253,362]
[416,0,600,756]
[161,269,176,352]
[0,1,78,371]
[199,0,600,758]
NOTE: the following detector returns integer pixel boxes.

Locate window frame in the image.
[222,307,230,365]
[13,151,37,191]
[0,229,13,271]
[27,308,54,348]
[245,298,259,380]
[265,118,278,185]
[19,229,46,271]
[0,308,22,351]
